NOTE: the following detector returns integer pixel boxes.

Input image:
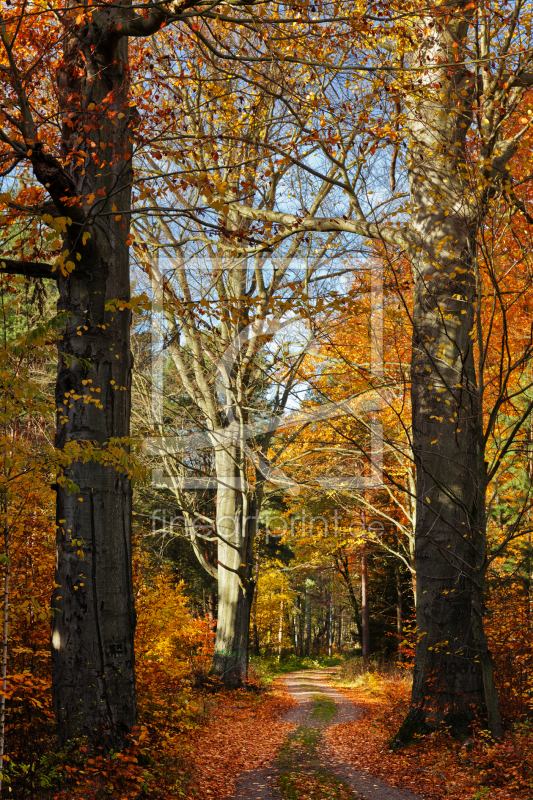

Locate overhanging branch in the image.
[216,196,409,248]
[0,258,57,280]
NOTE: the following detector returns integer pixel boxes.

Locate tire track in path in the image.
[226,668,425,800]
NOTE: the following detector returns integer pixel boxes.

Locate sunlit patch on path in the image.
[226,669,424,800]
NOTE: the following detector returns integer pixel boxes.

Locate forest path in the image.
[227,669,424,800]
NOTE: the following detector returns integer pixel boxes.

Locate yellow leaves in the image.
[86,193,95,204]
[82,231,91,245]
[105,292,149,314]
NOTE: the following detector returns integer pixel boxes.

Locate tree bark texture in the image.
[211,448,256,685]
[48,13,137,745]
[395,2,502,743]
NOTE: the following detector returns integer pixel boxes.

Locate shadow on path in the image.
[226,669,424,800]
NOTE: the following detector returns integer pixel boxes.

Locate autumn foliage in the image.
[325,673,533,800]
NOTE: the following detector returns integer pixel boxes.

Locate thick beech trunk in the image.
[211,448,255,685]
[47,15,137,745]
[394,3,501,744]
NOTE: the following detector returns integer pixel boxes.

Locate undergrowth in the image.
[251,653,345,682]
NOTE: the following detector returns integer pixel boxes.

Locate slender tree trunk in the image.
[208,593,216,623]
[394,4,502,743]
[278,598,284,659]
[395,563,403,663]
[304,586,311,656]
[293,595,300,655]
[361,546,370,664]
[48,15,137,746]
[251,551,260,656]
[335,552,362,645]
[525,422,533,619]
[299,595,305,656]
[328,593,333,658]
[0,519,9,793]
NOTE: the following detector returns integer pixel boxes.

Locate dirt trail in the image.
[226,669,424,800]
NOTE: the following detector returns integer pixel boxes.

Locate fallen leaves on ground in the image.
[186,680,295,799]
[323,675,533,800]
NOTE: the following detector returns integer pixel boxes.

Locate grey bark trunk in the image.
[211,448,255,686]
[361,546,370,664]
[394,4,502,743]
[251,552,260,656]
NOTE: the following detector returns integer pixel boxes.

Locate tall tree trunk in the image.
[335,551,362,646]
[48,14,137,746]
[361,546,370,664]
[395,563,403,663]
[208,593,216,623]
[251,551,260,656]
[299,595,305,656]
[394,3,502,744]
[211,448,255,686]
[293,595,300,655]
[304,585,311,657]
[0,518,9,793]
[278,598,284,659]
[328,592,333,658]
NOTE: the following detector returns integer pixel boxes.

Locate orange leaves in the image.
[186,683,295,799]
[485,582,533,722]
[325,678,533,800]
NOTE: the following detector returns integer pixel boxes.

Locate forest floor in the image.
[185,666,533,800]
[225,668,421,800]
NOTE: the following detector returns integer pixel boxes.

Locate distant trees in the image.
[191,0,533,740]
[3,0,533,749]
